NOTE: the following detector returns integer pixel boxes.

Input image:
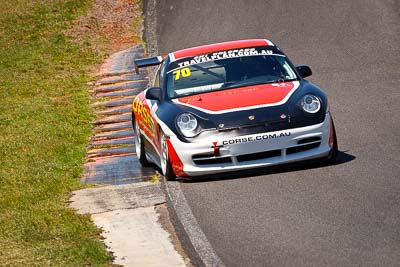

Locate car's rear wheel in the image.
[134,118,150,167]
[160,132,176,181]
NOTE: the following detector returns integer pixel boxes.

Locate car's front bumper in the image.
[169,112,333,177]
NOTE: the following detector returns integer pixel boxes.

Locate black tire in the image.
[327,118,338,162]
[134,118,150,167]
[160,132,176,181]
[164,158,176,181]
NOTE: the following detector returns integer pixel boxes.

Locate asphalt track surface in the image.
[147,1,400,266]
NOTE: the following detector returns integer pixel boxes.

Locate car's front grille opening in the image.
[192,154,232,165]
[237,149,281,162]
[297,136,321,144]
[216,119,290,133]
[287,142,321,155]
[217,124,263,132]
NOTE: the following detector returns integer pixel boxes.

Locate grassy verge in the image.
[0,1,116,265]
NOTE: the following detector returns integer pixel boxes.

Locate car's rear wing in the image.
[134,56,163,74]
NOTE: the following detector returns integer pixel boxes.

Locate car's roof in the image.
[170,39,274,61]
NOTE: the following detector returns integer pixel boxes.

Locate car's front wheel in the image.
[134,118,150,167]
[160,132,176,181]
[327,118,338,162]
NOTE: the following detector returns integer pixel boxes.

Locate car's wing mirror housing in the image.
[145,87,162,101]
[296,65,312,78]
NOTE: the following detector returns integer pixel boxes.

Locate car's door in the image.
[145,65,163,155]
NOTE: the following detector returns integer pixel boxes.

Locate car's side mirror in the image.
[145,87,162,101]
[296,65,312,78]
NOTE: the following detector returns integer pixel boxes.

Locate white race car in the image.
[132,39,338,180]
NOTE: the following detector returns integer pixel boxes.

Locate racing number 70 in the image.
[173,67,191,80]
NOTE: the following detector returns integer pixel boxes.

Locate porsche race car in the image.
[132,39,338,180]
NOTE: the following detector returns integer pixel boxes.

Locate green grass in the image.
[0,1,113,265]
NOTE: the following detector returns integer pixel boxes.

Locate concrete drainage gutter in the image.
[70,182,187,266]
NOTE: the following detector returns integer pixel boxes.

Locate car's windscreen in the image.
[166,47,298,98]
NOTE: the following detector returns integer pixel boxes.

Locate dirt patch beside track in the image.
[66,0,143,55]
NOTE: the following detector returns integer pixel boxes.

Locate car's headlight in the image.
[300,94,321,113]
[176,113,198,137]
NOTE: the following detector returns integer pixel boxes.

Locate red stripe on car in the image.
[176,82,295,113]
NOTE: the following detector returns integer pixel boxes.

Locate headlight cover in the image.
[176,113,198,137]
[300,94,321,113]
